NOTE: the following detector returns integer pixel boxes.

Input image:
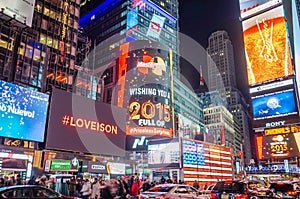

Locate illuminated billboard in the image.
[118,40,173,138]
[182,138,233,185]
[242,5,294,86]
[178,114,201,139]
[256,132,300,160]
[239,0,282,19]
[251,89,297,120]
[0,0,36,27]
[148,139,180,168]
[0,80,49,142]
[46,88,126,156]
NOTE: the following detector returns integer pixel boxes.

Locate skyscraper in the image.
[0,0,80,92]
[206,30,252,164]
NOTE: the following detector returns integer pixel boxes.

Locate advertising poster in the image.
[148,139,180,168]
[0,0,36,27]
[178,114,201,139]
[251,89,297,120]
[239,0,281,18]
[0,80,49,142]
[182,138,232,185]
[119,40,173,138]
[146,14,165,39]
[46,88,126,156]
[242,5,294,85]
[256,131,300,159]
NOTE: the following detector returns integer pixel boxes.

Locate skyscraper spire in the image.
[200,65,204,86]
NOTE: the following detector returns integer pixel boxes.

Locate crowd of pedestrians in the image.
[67,175,186,199]
[0,174,189,199]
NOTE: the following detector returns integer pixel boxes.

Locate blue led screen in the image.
[126,8,138,30]
[0,80,49,142]
[252,89,297,120]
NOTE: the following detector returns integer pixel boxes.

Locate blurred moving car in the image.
[202,184,215,195]
[138,183,206,199]
[0,185,79,199]
[210,180,271,199]
[269,181,299,199]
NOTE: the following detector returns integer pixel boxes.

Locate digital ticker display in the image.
[242,5,294,86]
[251,89,297,120]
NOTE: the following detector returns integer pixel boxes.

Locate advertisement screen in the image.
[0,0,36,27]
[239,0,281,19]
[148,140,180,168]
[178,114,201,139]
[46,88,126,157]
[256,132,300,159]
[182,138,232,185]
[119,41,173,138]
[0,80,49,142]
[251,89,297,120]
[242,5,294,86]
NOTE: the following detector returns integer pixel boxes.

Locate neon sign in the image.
[61,115,118,134]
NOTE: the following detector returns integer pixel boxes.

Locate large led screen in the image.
[256,132,300,159]
[148,140,180,168]
[0,80,49,142]
[239,0,281,19]
[252,89,297,120]
[117,41,173,138]
[46,88,126,156]
[182,138,232,185]
[242,5,294,86]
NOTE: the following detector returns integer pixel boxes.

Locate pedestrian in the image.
[16,174,23,185]
[116,178,126,199]
[159,176,166,184]
[130,178,139,197]
[67,176,77,196]
[0,178,4,187]
[127,176,134,192]
[166,176,172,183]
[28,176,36,185]
[193,180,200,190]
[80,179,91,199]
[91,178,101,199]
[121,176,129,195]
[100,181,113,199]
[142,179,151,192]
[4,176,12,186]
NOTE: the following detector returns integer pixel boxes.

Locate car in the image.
[0,185,79,199]
[202,184,215,195]
[269,181,299,199]
[209,180,272,199]
[138,183,206,199]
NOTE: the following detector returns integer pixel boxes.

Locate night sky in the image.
[179,0,249,99]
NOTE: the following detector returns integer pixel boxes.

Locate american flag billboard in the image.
[182,138,233,185]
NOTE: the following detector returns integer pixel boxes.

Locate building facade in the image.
[206,30,252,164]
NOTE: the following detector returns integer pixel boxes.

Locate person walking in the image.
[193,180,200,190]
[80,179,91,199]
[91,178,101,199]
[130,178,139,198]
[68,176,77,197]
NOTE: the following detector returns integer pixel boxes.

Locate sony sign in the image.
[265,121,285,128]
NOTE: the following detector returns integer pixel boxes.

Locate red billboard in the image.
[242,5,294,86]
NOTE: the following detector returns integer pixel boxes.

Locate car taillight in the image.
[287,191,297,196]
[210,193,217,199]
[235,194,248,199]
[155,197,169,199]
